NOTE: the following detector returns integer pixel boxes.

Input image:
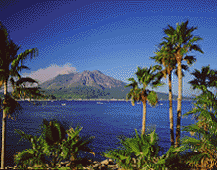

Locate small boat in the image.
[160,103,163,105]
[137,102,141,104]
[61,103,66,106]
[97,102,103,105]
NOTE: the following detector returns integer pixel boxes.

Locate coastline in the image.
[16,98,194,102]
[16,99,130,102]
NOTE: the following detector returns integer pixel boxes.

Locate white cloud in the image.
[22,63,78,84]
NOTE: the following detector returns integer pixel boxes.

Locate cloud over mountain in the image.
[22,63,78,84]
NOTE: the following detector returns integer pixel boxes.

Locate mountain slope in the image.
[40,70,132,99]
[39,70,193,100]
[40,70,126,90]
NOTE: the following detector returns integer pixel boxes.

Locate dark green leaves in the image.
[183,55,196,65]
[41,119,67,146]
[1,94,22,120]
[172,65,217,169]
[125,65,163,105]
[16,77,38,86]
[147,91,158,107]
[103,129,162,169]
[161,20,203,57]
[189,65,217,92]
[14,119,95,169]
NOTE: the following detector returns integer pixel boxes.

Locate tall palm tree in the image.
[150,44,189,147]
[125,65,163,135]
[151,45,176,147]
[160,20,204,147]
[0,21,44,169]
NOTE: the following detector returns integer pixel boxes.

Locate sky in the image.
[1,0,217,97]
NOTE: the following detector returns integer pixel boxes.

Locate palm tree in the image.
[151,45,176,147]
[0,21,44,169]
[160,20,204,147]
[176,66,217,169]
[188,65,217,132]
[125,65,163,135]
[150,44,189,147]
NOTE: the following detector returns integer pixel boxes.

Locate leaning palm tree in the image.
[0,21,44,169]
[160,20,204,147]
[150,44,189,147]
[125,65,164,135]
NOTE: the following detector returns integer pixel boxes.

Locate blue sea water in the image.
[0,100,198,167]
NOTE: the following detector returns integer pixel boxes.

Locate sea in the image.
[0,100,198,167]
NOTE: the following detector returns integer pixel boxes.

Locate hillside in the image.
[40,70,127,90]
[38,70,193,100]
[0,70,193,100]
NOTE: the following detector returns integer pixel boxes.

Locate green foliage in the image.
[125,65,163,105]
[41,119,67,146]
[14,119,95,169]
[43,85,132,100]
[189,65,217,93]
[103,129,169,170]
[102,66,217,170]
[0,21,45,119]
[147,91,158,107]
[169,66,217,169]
[14,129,48,169]
[0,94,22,120]
[151,43,192,79]
[161,20,204,57]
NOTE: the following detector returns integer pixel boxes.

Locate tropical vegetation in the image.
[177,65,217,169]
[0,21,45,169]
[102,66,217,170]
[40,86,193,101]
[13,119,95,169]
[150,43,188,147]
[1,19,217,170]
[124,65,164,135]
[159,20,204,148]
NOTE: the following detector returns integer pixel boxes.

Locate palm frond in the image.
[125,78,138,89]
[183,55,196,65]
[189,44,203,54]
[11,48,38,69]
[15,65,30,73]
[16,77,38,86]
[9,77,16,90]
[163,25,176,36]
[189,66,217,93]
[2,94,22,120]
[147,91,158,107]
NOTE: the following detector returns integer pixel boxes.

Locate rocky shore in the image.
[5,159,132,170]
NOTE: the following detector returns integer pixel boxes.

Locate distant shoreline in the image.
[17,99,194,102]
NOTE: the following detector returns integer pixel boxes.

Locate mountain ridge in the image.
[38,70,193,100]
[40,70,126,90]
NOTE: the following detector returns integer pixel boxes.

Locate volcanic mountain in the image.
[39,70,132,99]
[39,70,193,100]
[40,70,128,90]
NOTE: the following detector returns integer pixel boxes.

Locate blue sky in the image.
[1,0,217,97]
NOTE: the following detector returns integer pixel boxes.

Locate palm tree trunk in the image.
[1,80,7,169]
[142,99,147,136]
[168,73,174,146]
[175,58,182,148]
